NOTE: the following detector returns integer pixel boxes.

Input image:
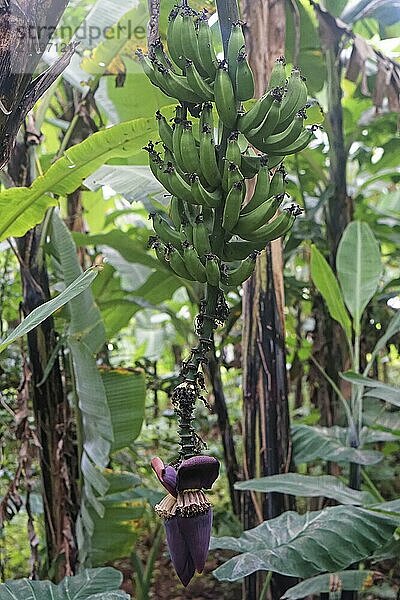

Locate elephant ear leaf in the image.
[336,221,381,334]
[310,244,352,342]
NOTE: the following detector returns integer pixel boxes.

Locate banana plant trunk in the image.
[8,138,79,581]
[239,1,295,598]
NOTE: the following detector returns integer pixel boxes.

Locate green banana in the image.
[237,208,296,243]
[157,66,204,104]
[226,130,242,166]
[150,213,182,249]
[214,61,237,129]
[180,9,209,78]
[246,98,282,149]
[151,39,173,71]
[223,252,258,286]
[227,21,245,82]
[151,239,176,274]
[156,110,173,150]
[167,245,195,280]
[146,147,171,190]
[172,114,186,173]
[241,159,270,214]
[259,112,305,153]
[240,153,265,178]
[233,193,285,236]
[277,68,307,127]
[193,214,212,256]
[237,88,277,134]
[205,254,221,286]
[268,127,314,156]
[199,102,214,132]
[222,180,245,232]
[199,124,222,188]
[191,175,222,208]
[186,59,214,101]
[223,161,243,193]
[236,48,255,101]
[136,50,159,86]
[267,56,287,90]
[197,14,217,80]
[183,242,207,283]
[181,214,194,244]
[179,121,200,174]
[268,155,285,169]
[167,8,186,70]
[164,164,194,203]
[169,196,183,230]
[222,239,271,261]
[269,166,286,197]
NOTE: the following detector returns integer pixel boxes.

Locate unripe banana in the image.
[222,180,245,232]
[227,21,245,82]
[223,161,243,193]
[182,242,207,283]
[193,214,212,256]
[157,66,204,104]
[267,56,287,90]
[240,153,266,178]
[269,127,314,156]
[226,130,242,166]
[172,114,186,173]
[278,68,307,127]
[199,124,222,188]
[246,98,282,150]
[151,39,173,71]
[151,239,176,274]
[186,59,214,101]
[241,159,270,214]
[167,7,186,70]
[150,213,182,249]
[205,254,221,286]
[156,110,173,150]
[259,112,305,153]
[145,145,171,190]
[179,120,200,174]
[167,245,196,280]
[199,102,214,132]
[214,61,237,129]
[222,252,258,286]
[197,14,217,80]
[169,196,183,230]
[237,207,296,243]
[233,193,285,236]
[191,175,222,208]
[180,9,209,78]
[181,214,194,244]
[235,48,255,101]
[164,164,194,203]
[136,50,159,86]
[269,166,286,197]
[237,88,280,134]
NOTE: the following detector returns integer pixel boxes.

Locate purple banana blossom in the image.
[151,455,220,586]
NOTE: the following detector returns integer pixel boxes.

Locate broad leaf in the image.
[337,221,381,332]
[310,244,352,341]
[283,571,378,599]
[235,473,373,505]
[0,118,155,241]
[341,371,400,407]
[211,506,397,581]
[0,268,98,353]
[292,425,383,465]
[101,367,146,451]
[0,568,128,600]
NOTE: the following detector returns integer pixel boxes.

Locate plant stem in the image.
[259,571,273,600]
[361,468,385,503]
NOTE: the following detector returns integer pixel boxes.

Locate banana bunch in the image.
[141,3,317,290]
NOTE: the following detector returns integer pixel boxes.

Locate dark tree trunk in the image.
[9,136,78,581]
[239,1,295,598]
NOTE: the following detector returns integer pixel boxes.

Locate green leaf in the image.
[101,368,146,451]
[292,425,383,465]
[0,268,98,353]
[340,371,400,407]
[235,473,373,505]
[367,309,400,370]
[0,118,155,241]
[336,222,381,333]
[282,571,377,599]
[211,506,397,581]
[0,568,128,600]
[310,244,352,342]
